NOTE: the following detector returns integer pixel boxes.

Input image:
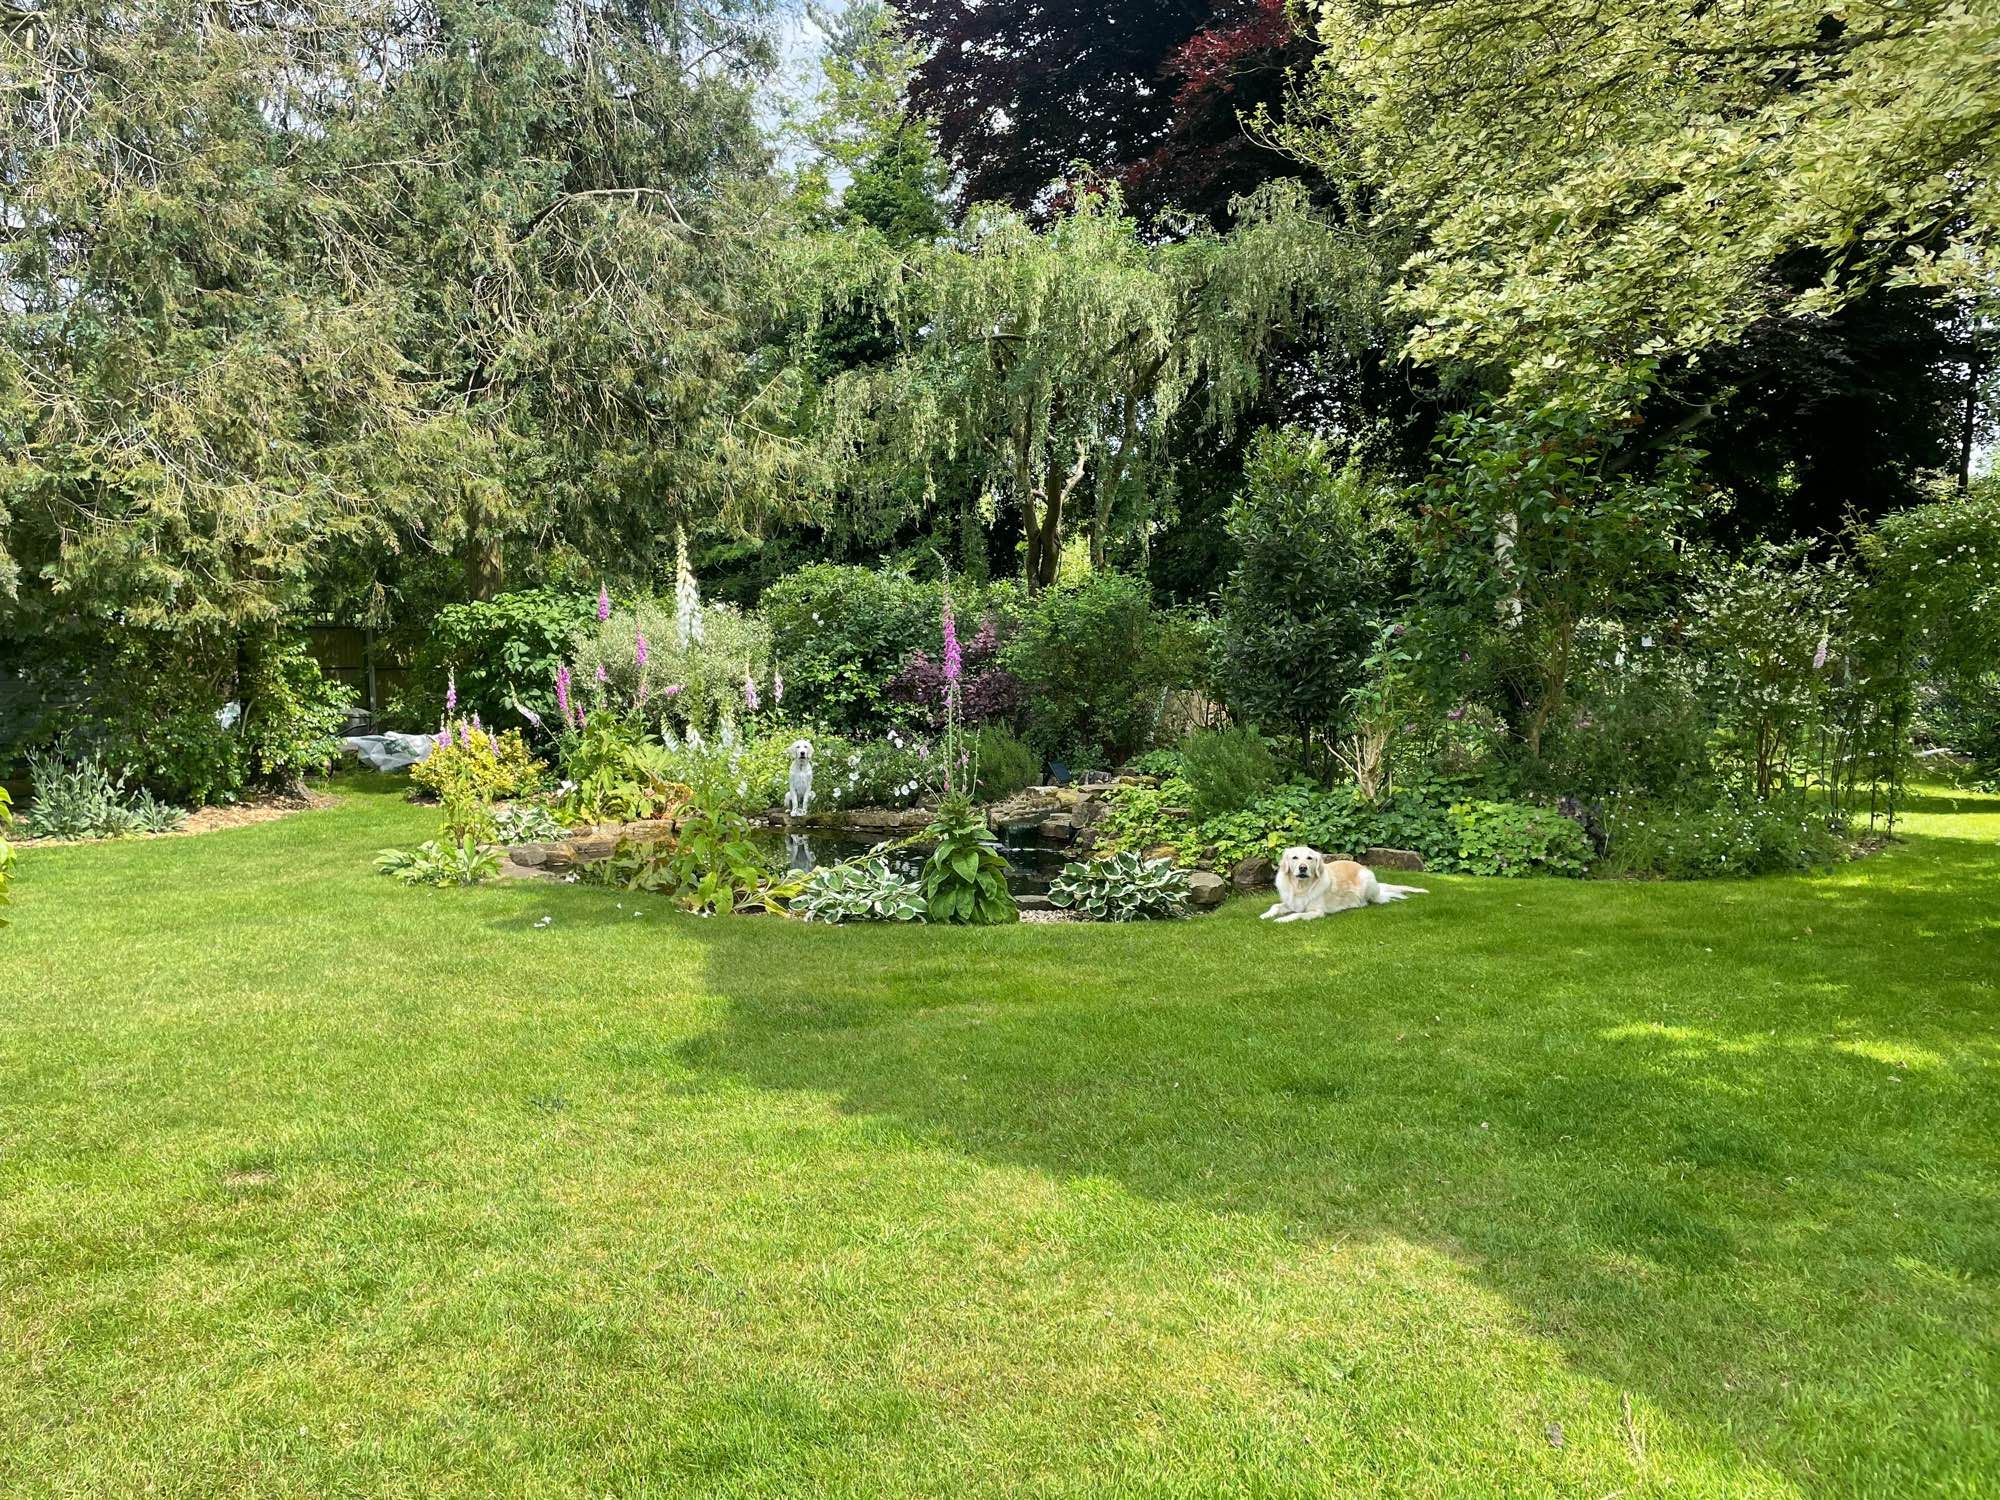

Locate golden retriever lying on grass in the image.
[1260,846,1427,922]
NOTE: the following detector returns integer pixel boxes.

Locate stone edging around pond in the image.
[494,780,1427,913]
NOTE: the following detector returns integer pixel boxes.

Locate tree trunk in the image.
[1016,428,1045,590]
[1960,335,1986,495]
[462,486,506,600]
[1038,440,1089,590]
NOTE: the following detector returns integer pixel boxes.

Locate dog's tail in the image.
[1374,883,1428,902]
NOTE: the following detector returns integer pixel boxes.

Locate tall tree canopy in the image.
[0,0,820,636]
[1284,0,2000,413]
[903,0,1313,225]
[800,182,1379,586]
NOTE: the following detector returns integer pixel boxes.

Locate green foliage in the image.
[804,183,1379,585]
[570,597,774,740]
[0,787,11,923]
[1178,726,1278,820]
[1684,542,1866,802]
[1446,801,1594,879]
[1218,429,1400,755]
[761,566,938,734]
[410,727,547,806]
[815,735,938,810]
[791,858,929,923]
[840,126,950,247]
[972,724,1040,802]
[920,796,1018,924]
[672,727,787,814]
[660,727,937,815]
[1005,572,1202,767]
[1123,750,1188,781]
[125,790,191,836]
[1286,1,2000,411]
[1048,851,1191,922]
[2,0,812,642]
[237,637,355,788]
[1919,671,2000,779]
[20,751,188,842]
[437,785,497,849]
[557,716,687,826]
[1598,798,1850,880]
[1860,480,2000,680]
[408,591,597,732]
[585,801,802,917]
[1411,405,1702,764]
[1097,779,1194,855]
[1105,779,1591,879]
[1532,631,1715,803]
[492,802,565,847]
[373,839,501,889]
[17,628,348,806]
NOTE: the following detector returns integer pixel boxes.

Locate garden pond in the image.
[744,818,1072,897]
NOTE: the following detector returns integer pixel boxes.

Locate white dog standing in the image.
[784,738,815,817]
[1261,846,1426,922]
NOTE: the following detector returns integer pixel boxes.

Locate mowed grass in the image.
[2,777,1997,1498]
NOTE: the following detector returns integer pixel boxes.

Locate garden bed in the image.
[15,785,333,848]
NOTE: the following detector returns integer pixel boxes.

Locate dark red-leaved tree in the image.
[903,0,1314,225]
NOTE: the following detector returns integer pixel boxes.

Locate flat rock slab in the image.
[498,857,561,883]
[1364,846,1425,872]
[1187,871,1228,907]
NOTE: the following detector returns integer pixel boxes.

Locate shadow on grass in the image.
[673,827,2000,1490]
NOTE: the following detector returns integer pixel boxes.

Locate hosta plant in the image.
[374,838,502,888]
[492,801,565,845]
[919,795,1018,925]
[1049,850,1192,922]
[792,858,928,923]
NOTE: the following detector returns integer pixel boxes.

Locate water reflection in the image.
[747,821,1070,896]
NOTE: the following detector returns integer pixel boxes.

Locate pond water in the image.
[744,820,1072,896]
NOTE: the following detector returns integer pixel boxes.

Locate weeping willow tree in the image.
[796,182,1380,587]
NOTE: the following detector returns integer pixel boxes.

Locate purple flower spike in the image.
[555,664,573,728]
[595,665,608,684]
[663,683,684,698]
[772,667,784,705]
[743,670,759,713]
[941,593,962,684]
[635,633,649,671]
[597,584,611,623]
[445,671,458,715]
[438,723,453,749]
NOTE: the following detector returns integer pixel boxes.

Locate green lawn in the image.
[3,776,1996,1498]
